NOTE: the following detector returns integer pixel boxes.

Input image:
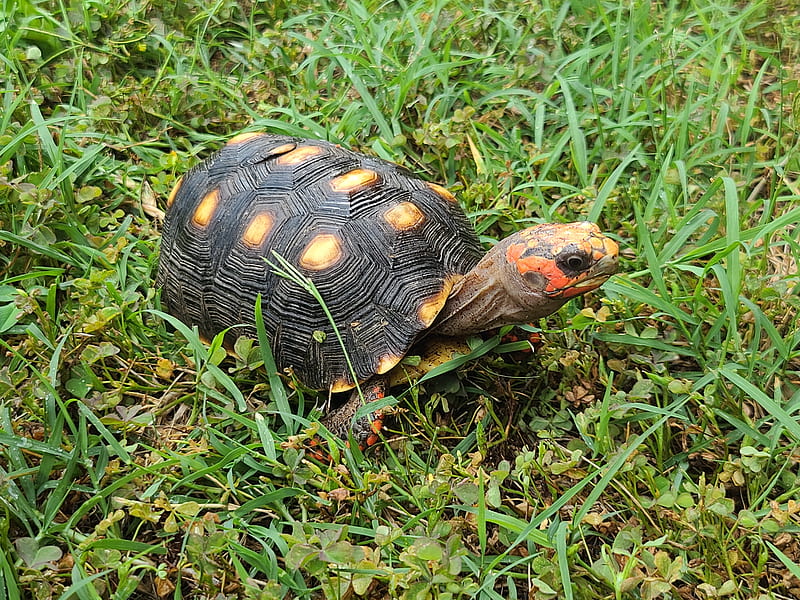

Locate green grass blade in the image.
[766,540,800,580]
[0,545,20,600]
[554,521,573,600]
[588,145,641,222]
[555,74,588,188]
[75,403,132,462]
[254,294,292,432]
[718,366,800,443]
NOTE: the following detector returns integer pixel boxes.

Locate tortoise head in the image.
[504,221,619,300]
[434,222,619,336]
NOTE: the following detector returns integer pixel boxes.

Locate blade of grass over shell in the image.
[266,252,366,404]
[417,336,501,384]
[265,254,393,462]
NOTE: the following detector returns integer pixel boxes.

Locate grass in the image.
[1,0,800,598]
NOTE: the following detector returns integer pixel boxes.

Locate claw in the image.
[309,377,389,460]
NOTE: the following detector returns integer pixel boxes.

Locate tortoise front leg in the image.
[320,376,387,449]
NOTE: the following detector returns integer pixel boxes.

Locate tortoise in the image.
[157,132,619,446]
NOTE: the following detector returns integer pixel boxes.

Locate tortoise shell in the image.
[157,133,484,392]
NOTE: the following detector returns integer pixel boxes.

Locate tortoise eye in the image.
[560,252,590,272]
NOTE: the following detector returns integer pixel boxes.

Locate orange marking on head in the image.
[427,182,457,202]
[226,131,265,145]
[191,189,219,226]
[591,247,607,261]
[510,250,575,297]
[506,242,526,263]
[589,235,607,251]
[276,145,323,165]
[508,222,618,297]
[417,275,460,327]
[592,236,619,260]
[166,176,183,209]
[560,281,599,298]
[517,255,571,287]
[330,168,378,193]
[300,233,343,270]
[242,212,274,247]
[384,201,426,231]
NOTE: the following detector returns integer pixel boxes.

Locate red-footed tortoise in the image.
[157,132,619,446]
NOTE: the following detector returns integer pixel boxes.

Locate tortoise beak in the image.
[576,251,619,288]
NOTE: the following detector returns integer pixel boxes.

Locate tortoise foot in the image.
[315,377,387,457]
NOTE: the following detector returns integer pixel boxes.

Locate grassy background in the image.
[1,0,800,598]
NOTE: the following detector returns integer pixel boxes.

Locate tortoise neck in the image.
[431,239,569,337]
[433,271,507,336]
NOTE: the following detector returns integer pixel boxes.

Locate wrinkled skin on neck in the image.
[433,222,619,337]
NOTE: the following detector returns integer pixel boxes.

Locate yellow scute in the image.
[384,202,425,231]
[191,189,219,226]
[416,275,461,328]
[330,169,378,192]
[242,212,274,247]
[276,145,323,165]
[299,234,343,270]
[375,353,403,375]
[226,131,265,145]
